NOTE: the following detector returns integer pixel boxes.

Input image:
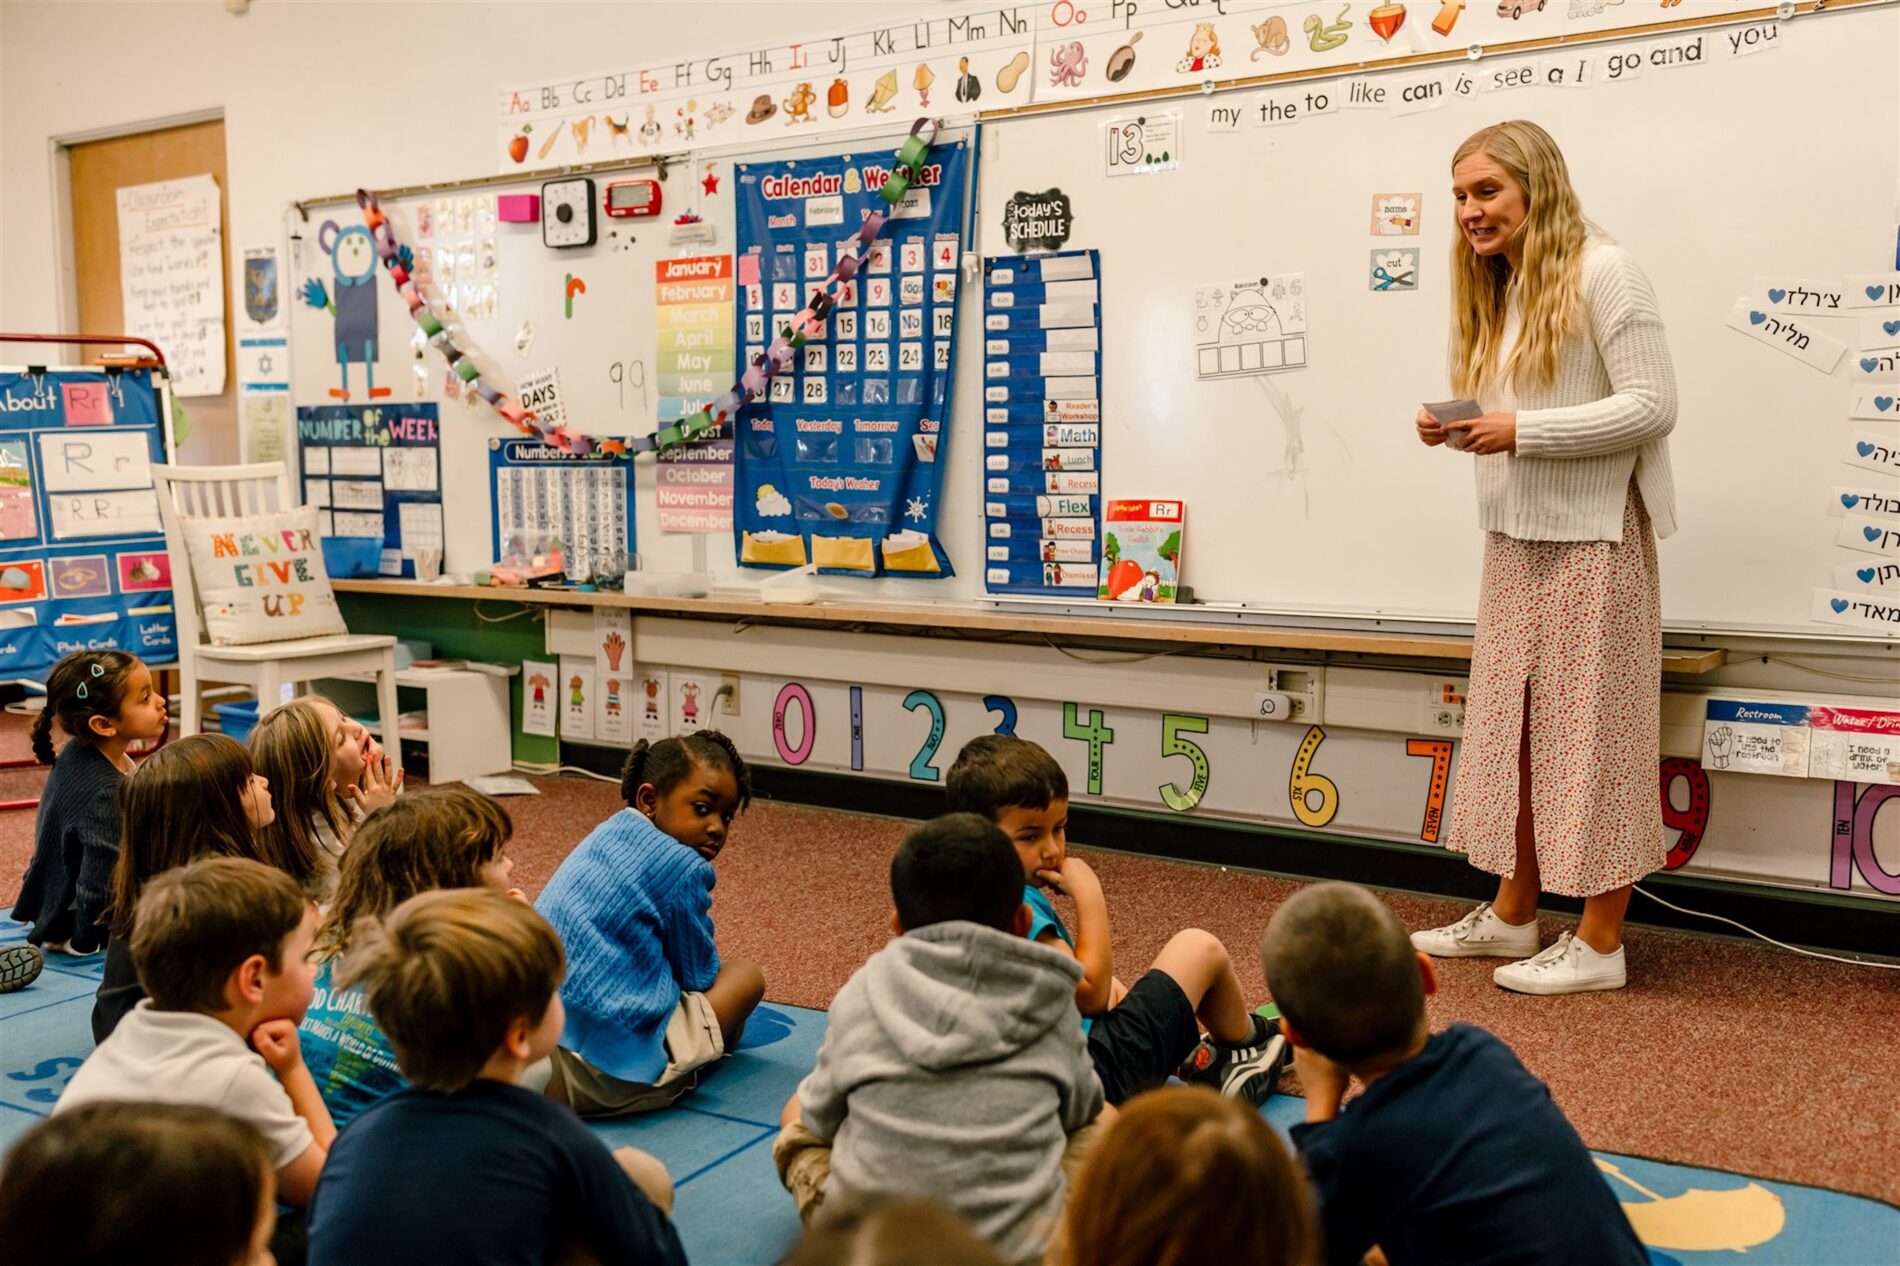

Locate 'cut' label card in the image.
[1724,299,1846,373]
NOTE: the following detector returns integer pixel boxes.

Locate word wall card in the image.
[0,369,177,676]
[981,250,1103,596]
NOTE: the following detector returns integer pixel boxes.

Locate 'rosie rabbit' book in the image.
[1099,500,1184,603]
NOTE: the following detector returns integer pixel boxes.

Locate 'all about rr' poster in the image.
[733,140,966,577]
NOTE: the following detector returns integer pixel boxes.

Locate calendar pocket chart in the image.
[982,250,1104,596]
[733,142,968,577]
[0,369,177,676]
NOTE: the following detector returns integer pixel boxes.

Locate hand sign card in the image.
[1702,699,1810,779]
[594,608,633,744]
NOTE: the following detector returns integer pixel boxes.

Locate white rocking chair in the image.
[151,462,399,767]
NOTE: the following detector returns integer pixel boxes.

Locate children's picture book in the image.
[1099,500,1184,603]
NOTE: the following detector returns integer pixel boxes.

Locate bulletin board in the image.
[294,403,443,578]
[0,368,179,678]
[971,4,1900,639]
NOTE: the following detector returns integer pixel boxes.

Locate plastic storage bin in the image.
[212,699,260,744]
[320,536,383,579]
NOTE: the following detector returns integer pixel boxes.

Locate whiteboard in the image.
[973,7,1900,637]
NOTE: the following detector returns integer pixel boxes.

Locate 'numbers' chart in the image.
[488,437,634,583]
[732,141,967,577]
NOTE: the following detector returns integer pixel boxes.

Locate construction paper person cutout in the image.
[302,221,388,401]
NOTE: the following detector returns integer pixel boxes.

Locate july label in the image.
[1724,299,1846,373]
[1703,699,1810,779]
[1839,511,1900,558]
[1846,274,1900,310]
[1845,430,1900,476]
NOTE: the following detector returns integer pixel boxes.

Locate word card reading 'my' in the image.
[1725,300,1846,372]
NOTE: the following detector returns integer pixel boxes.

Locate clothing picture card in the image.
[633,668,671,744]
[671,672,715,736]
[559,656,595,742]
[1723,300,1846,373]
[521,659,556,737]
[1702,699,1810,778]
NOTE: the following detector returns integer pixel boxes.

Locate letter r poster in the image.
[732,142,967,577]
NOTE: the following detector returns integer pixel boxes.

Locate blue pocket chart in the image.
[295,404,443,579]
[0,368,177,677]
[733,142,967,578]
[981,250,1104,596]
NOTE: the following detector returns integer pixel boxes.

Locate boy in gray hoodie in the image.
[775,813,1108,1266]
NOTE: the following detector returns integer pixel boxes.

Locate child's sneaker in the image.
[0,944,45,993]
[1410,903,1540,959]
[1178,1014,1292,1107]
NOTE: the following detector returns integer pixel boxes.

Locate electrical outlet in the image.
[719,673,742,716]
[1422,705,1466,735]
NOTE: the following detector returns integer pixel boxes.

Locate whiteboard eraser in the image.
[497,194,540,223]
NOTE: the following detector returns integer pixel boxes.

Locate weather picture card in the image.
[1192,273,1307,379]
[1099,500,1184,603]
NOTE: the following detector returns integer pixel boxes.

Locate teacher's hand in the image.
[1414,407,1448,447]
[1454,411,1517,455]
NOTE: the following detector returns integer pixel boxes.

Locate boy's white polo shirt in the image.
[55,999,314,1167]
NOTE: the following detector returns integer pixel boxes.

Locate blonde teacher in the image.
[1410,121,1677,995]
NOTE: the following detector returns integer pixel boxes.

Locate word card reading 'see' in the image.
[1833,559,1900,592]
[1724,300,1845,373]
[1849,389,1899,421]
[1812,590,1900,633]
[1845,274,1900,310]
[1860,314,1900,353]
[1845,431,1900,477]
[1751,277,1847,316]
[1838,511,1900,559]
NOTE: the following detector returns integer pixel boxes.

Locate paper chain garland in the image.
[356,117,943,459]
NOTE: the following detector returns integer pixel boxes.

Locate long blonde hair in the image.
[1448,121,1590,400]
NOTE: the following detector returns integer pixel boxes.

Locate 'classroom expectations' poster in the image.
[731,141,967,577]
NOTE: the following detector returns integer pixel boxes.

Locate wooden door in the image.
[68,118,235,463]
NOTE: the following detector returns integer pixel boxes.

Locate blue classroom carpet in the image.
[3,916,1895,1265]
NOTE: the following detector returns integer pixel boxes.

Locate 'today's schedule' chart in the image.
[981,251,1104,596]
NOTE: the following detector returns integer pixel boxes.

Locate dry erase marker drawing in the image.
[1193,273,1308,378]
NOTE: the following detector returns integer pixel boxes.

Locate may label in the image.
[1703,698,1810,778]
[1725,299,1846,373]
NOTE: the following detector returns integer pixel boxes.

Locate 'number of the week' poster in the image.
[733,142,966,577]
[0,369,177,676]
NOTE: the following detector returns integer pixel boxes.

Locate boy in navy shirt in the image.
[307,889,683,1266]
[1262,883,1649,1266]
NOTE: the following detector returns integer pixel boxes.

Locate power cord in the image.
[1633,882,1900,972]
[510,760,617,784]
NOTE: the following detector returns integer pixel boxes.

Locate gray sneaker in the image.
[0,944,45,993]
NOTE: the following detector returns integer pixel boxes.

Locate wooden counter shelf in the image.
[333,579,1728,676]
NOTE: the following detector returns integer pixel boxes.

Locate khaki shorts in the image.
[551,991,724,1117]
[771,1118,1104,1227]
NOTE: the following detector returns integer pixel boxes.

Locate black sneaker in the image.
[1178,1013,1292,1108]
[0,944,45,994]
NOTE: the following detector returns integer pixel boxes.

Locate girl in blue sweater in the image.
[537,731,766,1117]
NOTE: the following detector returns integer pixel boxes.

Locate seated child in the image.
[300,788,519,1128]
[307,889,684,1266]
[776,813,1107,1266]
[12,649,169,957]
[250,695,401,896]
[777,1196,1006,1266]
[95,732,276,1041]
[55,857,334,1217]
[1261,882,1649,1266]
[0,1101,278,1266]
[536,732,764,1116]
[947,735,1285,1105]
[1054,1085,1317,1266]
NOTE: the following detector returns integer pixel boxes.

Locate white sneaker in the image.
[1493,932,1626,995]
[1410,903,1541,959]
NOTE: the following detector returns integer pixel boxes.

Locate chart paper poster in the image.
[1808,707,1900,786]
[0,369,177,676]
[733,142,967,577]
[117,175,226,397]
[655,255,735,533]
[1702,699,1810,779]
